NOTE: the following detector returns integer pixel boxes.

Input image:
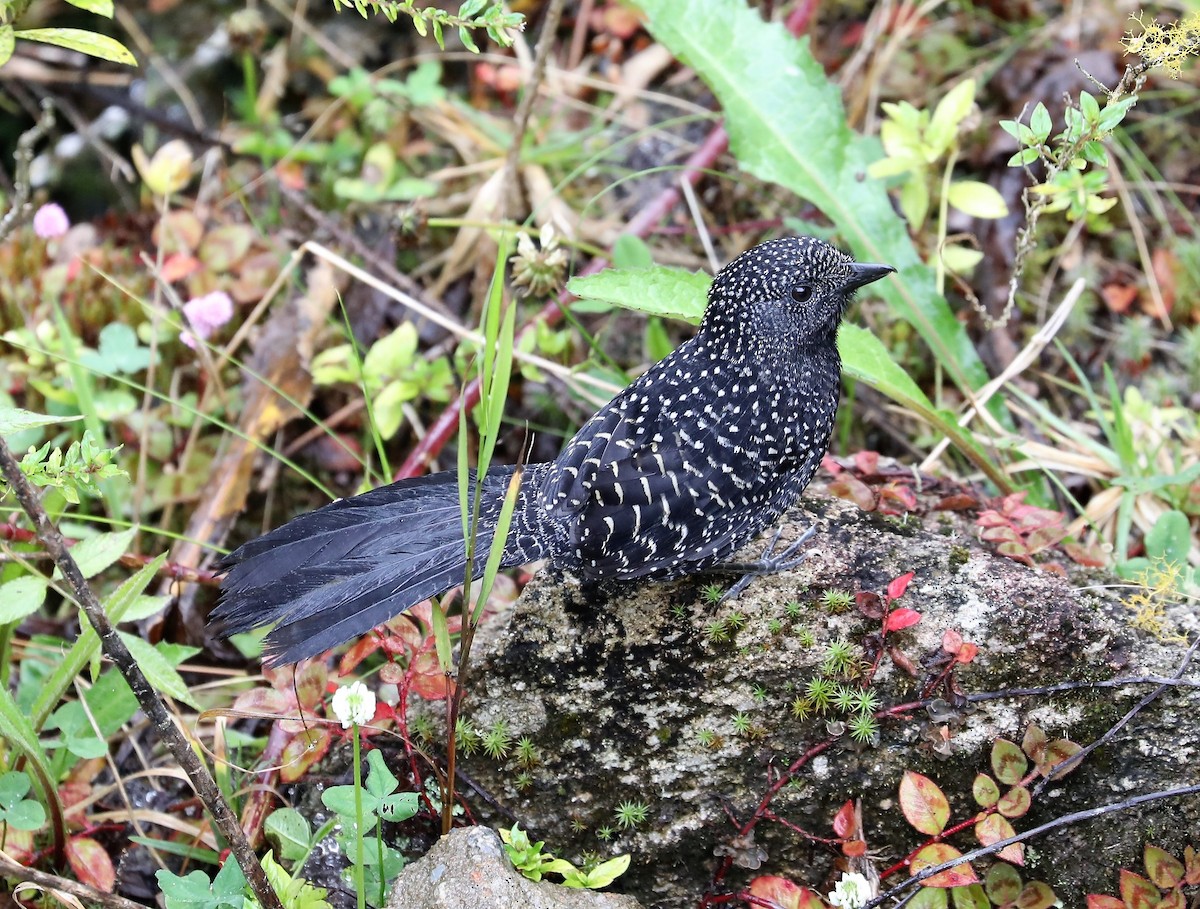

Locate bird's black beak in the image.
[844,262,896,291]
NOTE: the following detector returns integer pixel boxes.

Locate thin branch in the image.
[0,437,284,909]
[0,101,55,245]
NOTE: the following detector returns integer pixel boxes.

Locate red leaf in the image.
[1101,282,1138,314]
[911,843,978,887]
[934,493,977,511]
[1086,896,1126,909]
[1145,844,1185,889]
[1021,725,1047,762]
[887,571,915,601]
[856,590,883,619]
[1016,881,1059,909]
[998,785,1032,819]
[972,773,999,808]
[878,482,918,514]
[974,814,1023,866]
[821,455,843,475]
[829,474,876,511]
[339,635,382,674]
[67,836,116,892]
[842,839,867,857]
[160,252,200,283]
[1119,870,1161,909]
[832,799,856,838]
[747,875,824,909]
[899,771,950,835]
[990,738,1028,785]
[280,727,332,783]
[884,608,922,632]
[410,650,453,700]
[1184,844,1200,884]
[854,450,880,474]
[955,642,979,664]
[1062,539,1107,567]
[942,629,964,655]
[1037,739,1083,779]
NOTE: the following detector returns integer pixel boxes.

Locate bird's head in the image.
[703,237,895,350]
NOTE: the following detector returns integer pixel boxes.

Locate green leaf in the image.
[1030,101,1052,142]
[371,381,412,439]
[927,78,975,156]
[0,576,48,623]
[947,180,1009,219]
[61,527,136,579]
[569,852,630,889]
[80,322,153,375]
[612,234,654,269]
[13,27,136,65]
[1079,90,1100,124]
[1098,96,1136,131]
[118,633,199,709]
[1145,510,1191,564]
[365,323,419,382]
[65,0,115,15]
[264,807,312,863]
[0,26,15,68]
[0,406,82,435]
[568,266,712,324]
[939,244,984,273]
[630,0,999,426]
[899,176,930,229]
[1008,148,1040,167]
[31,554,166,732]
[0,686,60,833]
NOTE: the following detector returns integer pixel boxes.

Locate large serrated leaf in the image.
[118,633,199,709]
[32,554,166,731]
[60,527,136,579]
[568,267,712,323]
[629,0,997,420]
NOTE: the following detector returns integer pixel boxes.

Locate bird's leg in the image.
[715,525,817,601]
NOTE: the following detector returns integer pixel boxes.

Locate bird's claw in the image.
[719,525,817,602]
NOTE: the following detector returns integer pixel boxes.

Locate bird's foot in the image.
[718,525,817,602]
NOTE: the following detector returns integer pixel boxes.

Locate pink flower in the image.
[33,203,70,239]
[180,291,234,349]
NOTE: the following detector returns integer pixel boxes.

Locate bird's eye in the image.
[790,284,814,304]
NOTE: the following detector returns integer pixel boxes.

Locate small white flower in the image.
[827,872,873,909]
[331,680,376,728]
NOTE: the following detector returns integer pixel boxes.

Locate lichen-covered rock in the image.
[455,495,1199,907]
[387,826,643,909]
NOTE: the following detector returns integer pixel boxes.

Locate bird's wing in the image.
[541,356,779,578]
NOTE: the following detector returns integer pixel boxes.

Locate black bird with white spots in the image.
[212,237,895,664]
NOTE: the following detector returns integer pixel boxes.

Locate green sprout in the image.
[613,800,649,830]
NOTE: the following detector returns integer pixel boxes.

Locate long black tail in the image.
[211,465,541,665]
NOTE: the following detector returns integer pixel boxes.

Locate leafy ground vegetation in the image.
[0,0,1199,907]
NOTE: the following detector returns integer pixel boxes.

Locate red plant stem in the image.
[705,737,836,900]
[878,765,1041,880]
[0,522,219,584]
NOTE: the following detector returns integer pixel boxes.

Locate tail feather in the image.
[212,465,540,665]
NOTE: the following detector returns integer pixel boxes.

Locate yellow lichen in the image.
[1122,12,1200,79]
